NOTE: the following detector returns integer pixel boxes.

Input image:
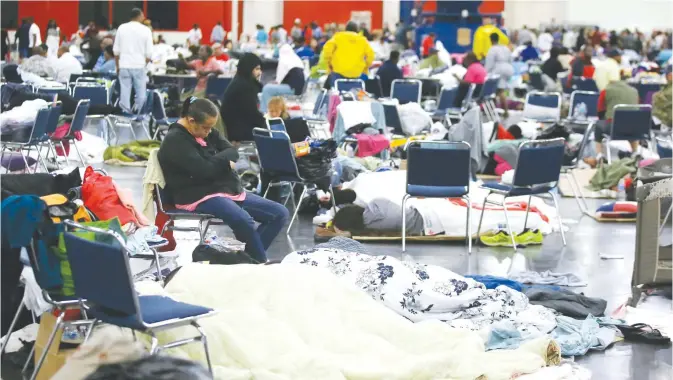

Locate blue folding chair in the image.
[150,90,179,140]
[334,78,365,93]
[478,138,567,250]
[605,104,653,163]
[523,91,562,122]
[432,87,457,120]
[266,117,287,133]
[253,128,336,233]
[568,90,599,123]
[404,141,473,252]
[365,76,383,98]
[72,84,109,106]
[632,82,661,105]
[475,75,500,122]
[566,77,599,93]
[205,76,232,103]
[382,102,405,136]
[34,84,69,97]
[111,89,154,142]
[62,221,216,374]
[304,89,330,139]
[391,79,422,104]
[1,107,52,172]
[51,99,90,167]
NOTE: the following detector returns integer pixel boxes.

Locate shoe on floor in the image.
[517,229,543,246]
[312,208,335,225]
[480,231,515,247]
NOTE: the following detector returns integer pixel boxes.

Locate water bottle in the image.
[617,178,626,201]
[574,102,587,120]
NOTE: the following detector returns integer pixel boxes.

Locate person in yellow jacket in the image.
[322,21,375,88]
[473,17,509,60]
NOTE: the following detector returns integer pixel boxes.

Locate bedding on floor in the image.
[137,263,561,380]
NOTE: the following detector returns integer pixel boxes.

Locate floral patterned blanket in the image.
[282,248,557,334]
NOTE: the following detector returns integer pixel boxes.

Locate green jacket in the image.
[652,82,672,127]
[604,81,639,120]
[588,157,638,191]
[419,55,442,70]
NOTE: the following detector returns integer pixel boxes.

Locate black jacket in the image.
[220,53,265,142]
[281,67,305,95]
[158,123,242,205]
[376,60,403,97]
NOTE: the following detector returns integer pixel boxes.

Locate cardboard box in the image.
[34,312,76,380]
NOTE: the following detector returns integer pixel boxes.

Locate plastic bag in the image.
[398,102,432,136]
[296,139,337,181]
[81,166,138,226]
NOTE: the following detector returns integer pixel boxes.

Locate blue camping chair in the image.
[72,84,109,106]
[150,90,179,140]
[475,75,500,122]
[253,128,336,233]
[391,79,422,104]
[404,141,473,253]
[605,104,653,164]
[523,91,562,122]
[1,106,52,173]
[205,76,232,103]
[62,221,216,374]
[334,78,365,93]
[50,99,90,167]
[568,90,599,123]
[478,138,567,250]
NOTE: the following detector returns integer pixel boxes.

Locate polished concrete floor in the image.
[100,164,673,380]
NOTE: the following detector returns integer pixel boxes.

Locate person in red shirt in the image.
[212,43,229,62]
[421,32,435,58]
[567,45,595,86]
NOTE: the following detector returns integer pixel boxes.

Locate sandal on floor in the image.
[617,323,671,345]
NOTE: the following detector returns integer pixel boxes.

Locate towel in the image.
[141,149,165,221]
[354,134,389,157]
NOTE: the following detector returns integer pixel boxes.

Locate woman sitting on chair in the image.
[158,97,289,263]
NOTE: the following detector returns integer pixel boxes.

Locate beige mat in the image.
[315,226,474,242]
[589,214,636,223]
[559,168,616,199]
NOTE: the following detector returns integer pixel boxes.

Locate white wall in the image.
[504,0,567,30]
[382,0,401,29]
[242,0,283,38]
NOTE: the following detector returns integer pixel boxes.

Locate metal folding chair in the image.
[605,104,653,164]
[34,84,69,97]
[432,87,457,120]
[566,77,599,93]
[382,102,405,136]
[475,75,500,123]
[561,122,595,215]
[50,99,90,167]
[334,78,365,93]
[62,220,217,375]
[403,141,473,253]
[150,90,179,140]
[567,90,599,123]
[266,117,287,133]
[253,128,336,234]
[205,76,232,104]
[1,107,51,173]
[477,138,567,250]
[72,84,109,106]
[110,89,154,142]
[391,78,422,104]
[523,91,562,123]
[304,89,330,139]
[365,76,383,98]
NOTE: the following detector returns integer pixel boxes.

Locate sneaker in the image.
[312,208,335,225]
[516,229,543,246]
[480,231,515,247]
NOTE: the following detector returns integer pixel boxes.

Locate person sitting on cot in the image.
[331,198,424,235]
[158,97,289,263]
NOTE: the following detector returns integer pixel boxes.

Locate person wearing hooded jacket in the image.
[322,21,375,88]
[221,53,266,142]
[259,44,306,113]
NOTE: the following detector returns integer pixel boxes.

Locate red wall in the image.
[478,0,505,14]
[178,1,231,35]
[283,0,383,32]
[18,1,79,38]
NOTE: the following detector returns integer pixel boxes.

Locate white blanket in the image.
[140,264,560,380]
[0,99,49,131]
[344,171,556,236]
[336,101,376,130]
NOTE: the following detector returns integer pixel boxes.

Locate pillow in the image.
[596,201,638,218]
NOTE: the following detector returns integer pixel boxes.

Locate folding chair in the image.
[38,101,63,169]
[72,84,109,106]
[150,90,179,140]
[522,91,562,123]
[382,102,405,136]
[391,78,422,104]
[51,99,90,167]
[34,84,69,97]
[266,117,287,133]
[567,90,599,124]
[432,87,457,120]
[561,122,595,215]
[253,128,336,234]
[403,141,473,253]
[475,75,500,123]
[62,221,217,375]
[154,184,225,244]
[304,89,330,139]
[571,77,599,93]
[334,78,365,93]
[365,76,383,98]
[110,89,154,142]
[477,138,567,250]
[605,104,653,164]
[1,107,51,173]
[528,72,545,91]
[205,76,232,104]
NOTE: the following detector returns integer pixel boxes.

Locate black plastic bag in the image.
[296,139,337,182]
[536,123,570,141]
[192,244,258,265]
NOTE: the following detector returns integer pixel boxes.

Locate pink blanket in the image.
[494,154,513,176]
[354,134,389,157]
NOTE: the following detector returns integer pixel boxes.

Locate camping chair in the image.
[334,78,365,93]
[154,184,225,244]
[567,90,599,125]
[62,220,216,375]
[50,99,90,167]
[522,91,562,123]
[253,128,336,234]
[1,107,51,173]
[205,76,232,104]
[475,75,500,123]
[150,90,179,140]
[404,141,472,253]
[477,138,566,250]
[391,79,422,104]
[266,117,287,133]
[605,104,653,164]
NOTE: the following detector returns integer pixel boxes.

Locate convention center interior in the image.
[0,0,672,378]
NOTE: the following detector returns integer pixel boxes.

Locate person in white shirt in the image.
[53,45,83,83]
[187,24,203,47]
[28,18,42,49]
[113,8,153,113]
[563,29,577,51]
[210,21,225,44]
[538,29,554,53]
